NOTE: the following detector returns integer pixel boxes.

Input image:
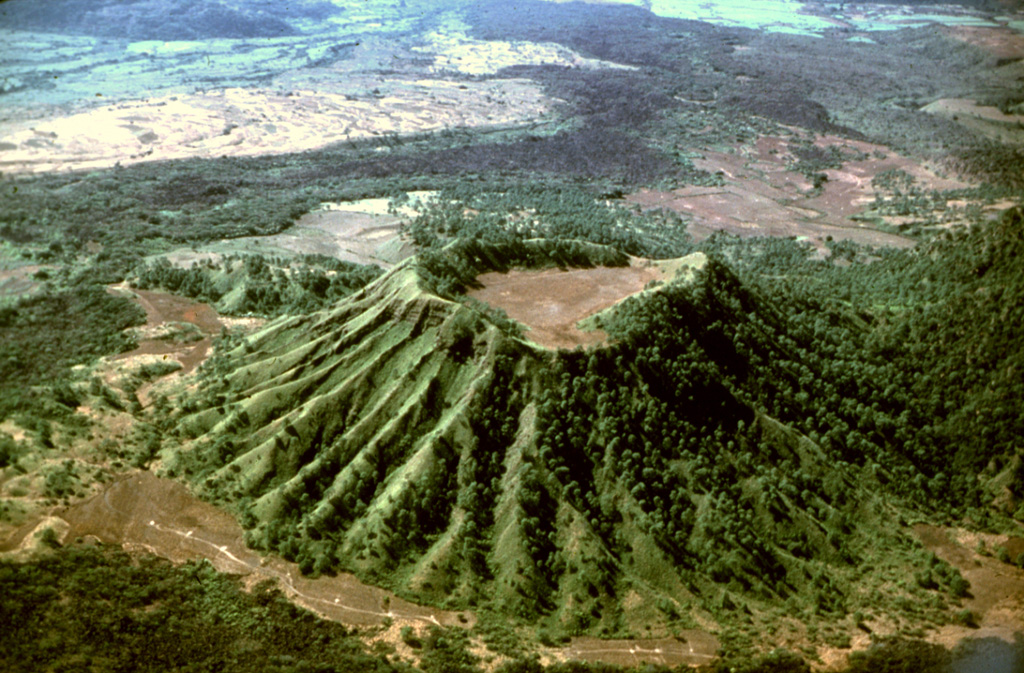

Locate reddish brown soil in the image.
[129,288,222,333]
[11,471,469,628]
[945,26,1024,60]
[115,288,223,376]
[560,633,718,668]
[915,524,1024,645]
[627,135,969,254]
[467,262,663,349]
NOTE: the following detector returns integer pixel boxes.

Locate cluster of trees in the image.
[0,545,401,673]
[867,169,1013,232]
[0,285,145,421]
[790,141,866,178]
[407,184,690,297]
[513,461,562,613]
[697,207,1024,514]
[132,254,384,318]
[458,350,524,577]
[2,170,318,255]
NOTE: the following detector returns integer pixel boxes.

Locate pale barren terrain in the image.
[0,79,553,174]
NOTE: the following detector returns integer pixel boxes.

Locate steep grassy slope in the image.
[173,260,543,598]
[168,236,990,648]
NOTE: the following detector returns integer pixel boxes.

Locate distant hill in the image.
[0,0,340,40]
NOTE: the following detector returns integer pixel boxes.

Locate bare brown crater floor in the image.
[467,260,664,349]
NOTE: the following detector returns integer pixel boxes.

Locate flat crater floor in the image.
[468,261,664,349]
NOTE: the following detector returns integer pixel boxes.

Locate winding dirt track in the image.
[2,471,723,666]
[560,634,718,667]
[58,471,463,628]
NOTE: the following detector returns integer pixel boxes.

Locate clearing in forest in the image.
[111,288,225,378]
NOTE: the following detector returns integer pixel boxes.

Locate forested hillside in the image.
[160,197,1023,656]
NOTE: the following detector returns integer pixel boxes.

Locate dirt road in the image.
[52,471,468,628]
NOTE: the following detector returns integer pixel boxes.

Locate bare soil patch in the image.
[558,633,718,668]
[468,261,663,349]
[915,524,1024,650]
[113,288,223,377]
[628,135,970,253]
[20,471,470,629]
[811,135,971,193]
[923,98,1024,146]
[129,288,222,333]
[0,264,50,298]
[945,25,1024,60]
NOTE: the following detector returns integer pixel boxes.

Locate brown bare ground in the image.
[558,633,718,668]
[627,135,973,254]
[944,25,1024,60]
[468,260,664,349]
[4,471,470,629]
[915,524,1024,651]
[0,264,51,297]
[114,288,223,378]
[922,98,1024,146]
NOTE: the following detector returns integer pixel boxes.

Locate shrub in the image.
[400,625,422,649]
[955,609,977,627]
[949,574,971,598]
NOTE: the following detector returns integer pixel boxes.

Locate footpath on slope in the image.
[1,471,721,667]
[0,471,468,628]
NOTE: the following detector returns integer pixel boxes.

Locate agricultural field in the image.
[2,0,1024,672]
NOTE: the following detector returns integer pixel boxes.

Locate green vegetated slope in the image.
[701,207,1024,517]
[0,544,996,673]
[132,254,385,318]
[169,208,1024,648]
[0,545,400,673]
[0,285,146,422]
